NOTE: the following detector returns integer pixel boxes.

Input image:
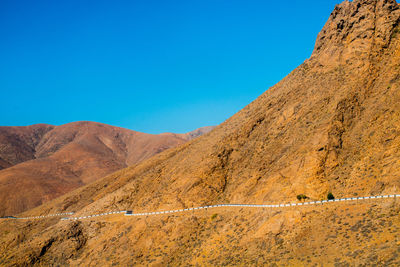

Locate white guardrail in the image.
[0,212,74,220]
[1,194,399,221]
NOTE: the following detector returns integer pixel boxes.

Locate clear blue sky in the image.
[0,0,342,134]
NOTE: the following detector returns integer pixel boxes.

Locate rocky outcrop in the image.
[313,0,400,66]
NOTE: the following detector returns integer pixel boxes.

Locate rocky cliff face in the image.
[313,0,400,66]
[1,0,400,265]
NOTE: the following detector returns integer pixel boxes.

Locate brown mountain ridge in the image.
[1,0,400,265]
[0,122,213,216]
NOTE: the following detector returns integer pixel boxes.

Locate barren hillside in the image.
[1,0,400,265]
[0,124,54,170]
[0,122,210,216]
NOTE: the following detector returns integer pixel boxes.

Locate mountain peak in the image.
[311,0,400,67]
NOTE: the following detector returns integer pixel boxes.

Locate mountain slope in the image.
[1,0,400,265]
[0,122,211,216]
[0,124,54,170]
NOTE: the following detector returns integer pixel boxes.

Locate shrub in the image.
[297,194,308,201]
[211,213,218,220]
[393,27,400,36]
[327,192,335,200]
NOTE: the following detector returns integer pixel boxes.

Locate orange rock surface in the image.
[1,0,400,265]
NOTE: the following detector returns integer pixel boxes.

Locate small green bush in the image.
[327,192,335,200]
[297,194,308,201]
[211,213,218,220]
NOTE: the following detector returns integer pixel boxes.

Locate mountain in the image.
[178,126,216,140]
[1,0,400,265]
[0,122,212,216]
[0,124,54,170]
[161,126,216,141]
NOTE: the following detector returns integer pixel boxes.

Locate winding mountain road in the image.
[2,194,398,221]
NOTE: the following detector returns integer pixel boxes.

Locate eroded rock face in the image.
[312,0,400,68]
[1,0,400,265]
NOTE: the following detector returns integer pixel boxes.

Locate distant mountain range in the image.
[0,121,215,216]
